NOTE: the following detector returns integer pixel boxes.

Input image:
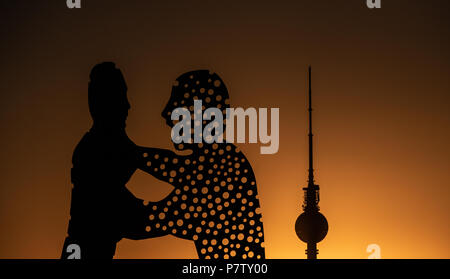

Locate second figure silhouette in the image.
[136,70,265,259]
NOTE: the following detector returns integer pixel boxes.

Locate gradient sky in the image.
[0,0,449,259]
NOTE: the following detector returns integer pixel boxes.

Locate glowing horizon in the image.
[0,0,449,259]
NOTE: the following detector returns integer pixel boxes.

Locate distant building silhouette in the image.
[295,66,328,259]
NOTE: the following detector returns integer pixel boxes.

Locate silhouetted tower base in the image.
[307,243,318,259]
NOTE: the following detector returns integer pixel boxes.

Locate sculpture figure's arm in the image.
[135,146,191,185]
[122,146,189,240]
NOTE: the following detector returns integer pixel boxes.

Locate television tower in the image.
[295,66,328,259]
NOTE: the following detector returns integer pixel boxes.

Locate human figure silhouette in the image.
[135,70,266,259]
[61,62,163,259]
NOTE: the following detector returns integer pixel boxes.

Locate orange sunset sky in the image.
[0,0,449,258]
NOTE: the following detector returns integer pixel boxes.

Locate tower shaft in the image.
[295,66,328,260]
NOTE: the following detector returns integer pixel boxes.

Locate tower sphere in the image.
[295,211,328,243]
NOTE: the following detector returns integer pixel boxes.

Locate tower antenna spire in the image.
[308,66,314,186]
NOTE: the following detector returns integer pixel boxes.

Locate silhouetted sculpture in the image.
[61,62,153,259]
[62,64,265,259]
[136,70,266,259]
